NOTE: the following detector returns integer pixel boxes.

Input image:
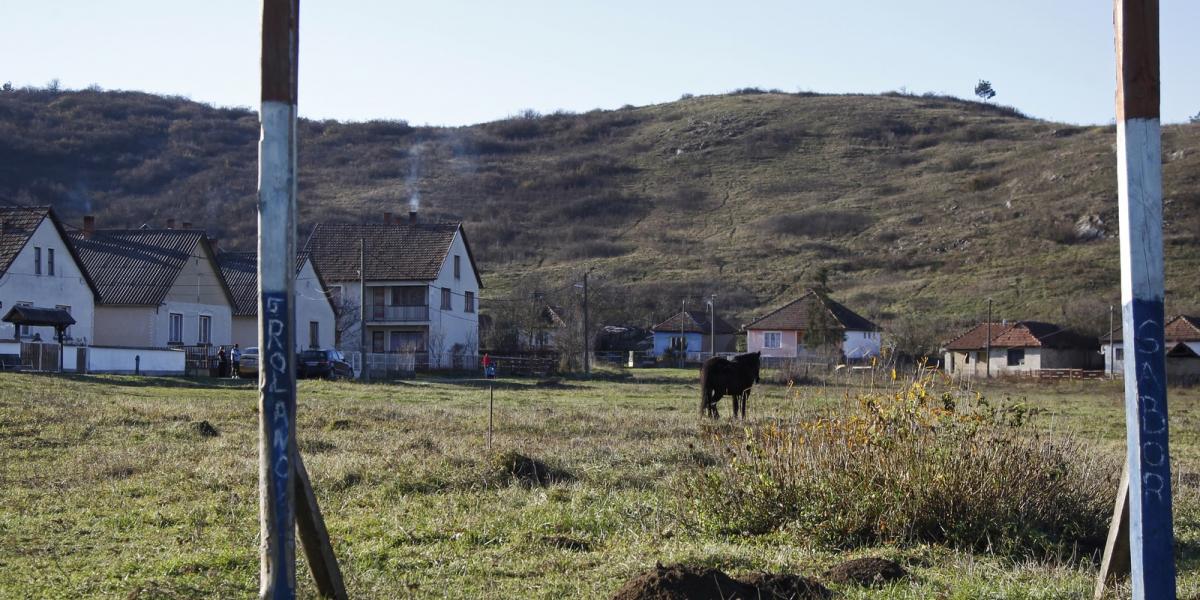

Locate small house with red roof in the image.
[650,310,737,361]
[1103,315,1200,383]
[743,290,881,361]
[942,320,1101,377]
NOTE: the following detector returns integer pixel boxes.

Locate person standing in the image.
[230,344,241,379]
[217,346,228,378]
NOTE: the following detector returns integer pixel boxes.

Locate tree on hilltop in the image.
[975,80,996,102]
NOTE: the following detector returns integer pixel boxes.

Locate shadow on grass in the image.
[57,373,255,390]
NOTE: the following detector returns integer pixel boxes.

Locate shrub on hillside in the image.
[686,376,1117,557]
[765,210,873,238]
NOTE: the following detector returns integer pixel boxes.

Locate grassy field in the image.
[2,369,1200,599]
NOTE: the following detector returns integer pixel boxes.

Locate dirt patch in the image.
[742,572,830,599]
[824,557,907,587]
[189,420,219,438]
[493,450,573,487]
[612,563,756,600]
[326,419,353,431]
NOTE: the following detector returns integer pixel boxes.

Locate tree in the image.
[974,79,996,102]
[803,290,842,363]
[1190,110,1200,124]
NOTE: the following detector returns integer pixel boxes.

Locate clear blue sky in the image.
[4,1,1198,126]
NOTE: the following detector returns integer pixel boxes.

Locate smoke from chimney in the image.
[407,144,423,214]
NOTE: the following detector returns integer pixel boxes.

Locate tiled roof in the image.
[943,322,1014,351]
[651,310,737,334]
[744,290,879,332]
[69,229,232,306]
[1166,315,1200,342]
[944,321,1098,350]
[304,222,482,287]
[0,206,99,298]
[217,252,328,317]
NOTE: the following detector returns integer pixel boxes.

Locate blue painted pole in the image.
[258,0,299,597]
[1115,1,1175,597]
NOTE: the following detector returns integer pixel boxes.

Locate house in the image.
[650,310,737,360]
[744,290,881,362]
[1103,315,1200,383]
[69,219,236,349]
[217,251,337,351]
[304,214,482,369]
[943,321,1101,377]
[0,206,98,344]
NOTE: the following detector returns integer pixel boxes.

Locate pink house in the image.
[745,290,881,361]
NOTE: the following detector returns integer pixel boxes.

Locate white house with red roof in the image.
[744,290,881,362]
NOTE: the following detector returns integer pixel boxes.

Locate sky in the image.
[4,1,1198,126]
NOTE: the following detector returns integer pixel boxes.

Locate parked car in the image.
[238,347,259,378]
[297,349,353,380]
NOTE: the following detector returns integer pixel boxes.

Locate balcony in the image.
[365,304,429,323]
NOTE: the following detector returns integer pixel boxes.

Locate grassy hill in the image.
[2,87,1198,334]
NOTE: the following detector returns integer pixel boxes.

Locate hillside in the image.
[1,87,1198,335]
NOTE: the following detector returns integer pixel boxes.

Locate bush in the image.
[765,210,873,238]
[686,376,1117,557]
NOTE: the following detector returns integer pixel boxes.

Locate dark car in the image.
[298,349,353,380]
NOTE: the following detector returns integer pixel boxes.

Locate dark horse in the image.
[699,352,761,419]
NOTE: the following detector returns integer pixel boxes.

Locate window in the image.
[454,255,461,279]
[309,321,320,348]
[464,291,475,313]
[34,247,41,275]
[964,352,971,364]
[169,313,184,344]
[764,332,782,349]
[198,315,212,345]
[670,336,688,352]
[1006,348,1025,367]
[389,331,425,352]
[372,331,385,353]
[441,288,452,310]
[48,248,55,276]
[1115,348,1124,361]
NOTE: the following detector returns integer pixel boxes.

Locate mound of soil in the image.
[824,557,907,587]
[742,572,831,599]
[611,563,756,600]
[494,450,573,486]
[190,420,219,438]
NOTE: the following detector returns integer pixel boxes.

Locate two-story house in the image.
[0,206,98,344]
[304,215,482,369]
[69,219,236,349]
[218,251,337,350]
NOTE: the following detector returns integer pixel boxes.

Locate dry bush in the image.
[765,210,873,238]
[687,376,1118,557]
[968,174,1003,191]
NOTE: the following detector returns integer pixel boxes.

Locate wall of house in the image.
[296,261,336,349]
[0,218,95,343]
[64,346,185,375]
[231,316,256,348]
[746,329,801,358]
[94,306,157,347]
[653,331,703,357]
[1101,342,1124,375]
[843,330,882,360]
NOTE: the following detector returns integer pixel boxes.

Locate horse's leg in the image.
[740,391,749,419]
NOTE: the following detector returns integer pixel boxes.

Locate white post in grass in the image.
[1115,1,1175,597]
[257,0,299,597]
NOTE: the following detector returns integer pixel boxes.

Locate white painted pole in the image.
[1115,1,1175,597]
[257,0,299,597]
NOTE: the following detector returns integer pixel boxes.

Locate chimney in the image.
[383,212,393,225]
[182,221,192,229]
[409,211,417,225]
[83,215,96,237]
[166,218,176,229]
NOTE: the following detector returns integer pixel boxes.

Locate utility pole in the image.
[359,238,368,382]
[708,294,716,358]
[986,298,993,379]
[1107,1,1176,597]
[679,298,687,369]
[258,0,299,595]
[581,270,590,376]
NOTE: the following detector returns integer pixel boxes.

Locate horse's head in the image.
[734,351,762,383]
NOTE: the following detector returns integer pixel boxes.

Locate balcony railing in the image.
[365,304,429,322]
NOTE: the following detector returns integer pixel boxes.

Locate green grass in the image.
[2,370,1200,598]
